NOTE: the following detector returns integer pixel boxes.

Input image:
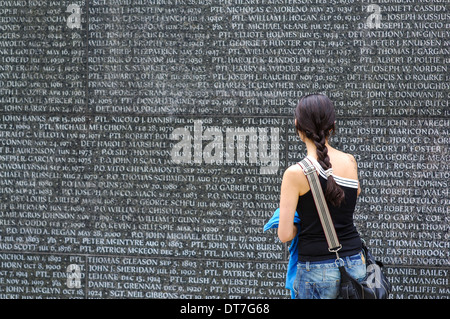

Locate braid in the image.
[311,130,345,207]
[295,94,345,207]
[312,130,329,169]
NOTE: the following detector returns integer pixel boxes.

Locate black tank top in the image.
[296,156,362,262]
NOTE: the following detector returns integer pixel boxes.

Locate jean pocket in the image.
[348,263,367,282]
[304,280,339,299]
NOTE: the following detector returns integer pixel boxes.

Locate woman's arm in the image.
[348,154,361,196]
[278,165,307,243]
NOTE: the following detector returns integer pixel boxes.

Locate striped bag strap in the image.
[298,158,342,259]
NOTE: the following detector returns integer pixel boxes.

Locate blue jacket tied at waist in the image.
[263,208,300,299]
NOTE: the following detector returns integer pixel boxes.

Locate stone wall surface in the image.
[0,0,448,299]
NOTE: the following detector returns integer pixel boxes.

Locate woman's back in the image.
[296,155,361,262]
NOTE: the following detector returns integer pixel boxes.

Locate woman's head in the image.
[294,94,336,142]
[294,94,345,207]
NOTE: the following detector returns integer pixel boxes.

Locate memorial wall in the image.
[0,0,448,299]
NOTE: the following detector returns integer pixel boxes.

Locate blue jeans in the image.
[293,252,366,299]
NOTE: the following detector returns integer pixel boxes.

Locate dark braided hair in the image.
[294,94,345,207]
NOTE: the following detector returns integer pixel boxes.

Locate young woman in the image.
[278,94,366,299]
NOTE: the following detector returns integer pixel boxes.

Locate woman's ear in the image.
[294,119,300,137]
[298,131,306,142]
[295,119,306,141]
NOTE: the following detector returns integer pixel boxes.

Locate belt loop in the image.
[306,261,310,271]
[345,256,351,267]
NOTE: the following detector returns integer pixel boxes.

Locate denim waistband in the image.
[298,251,365,271]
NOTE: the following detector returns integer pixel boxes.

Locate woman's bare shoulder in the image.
[329,149,358,178]
[282,163,309,195]
[283,163,304,180]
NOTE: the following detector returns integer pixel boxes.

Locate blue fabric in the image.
[263,208,300,299]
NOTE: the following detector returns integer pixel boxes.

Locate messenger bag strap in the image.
[298,158,342,260]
